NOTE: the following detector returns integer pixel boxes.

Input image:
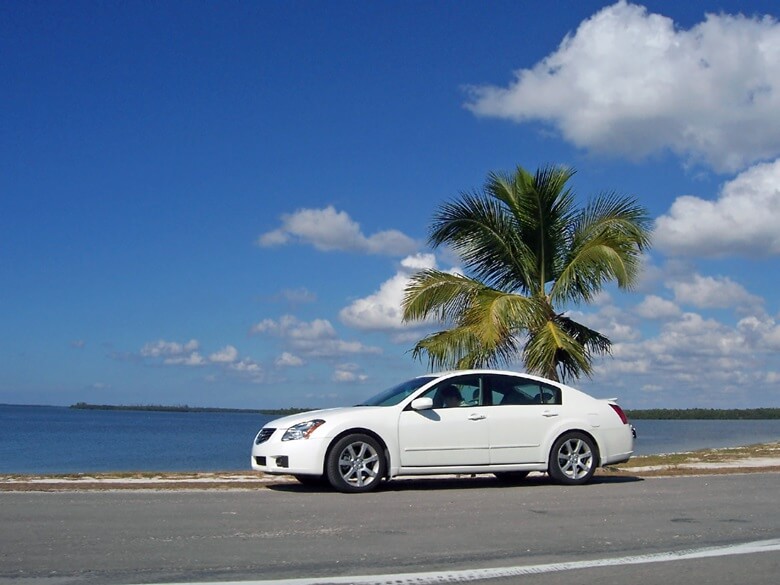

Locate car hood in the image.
[263,406,382,429]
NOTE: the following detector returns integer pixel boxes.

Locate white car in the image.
[250,370,634,493]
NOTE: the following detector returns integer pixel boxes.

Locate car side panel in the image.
[485,404,559,464]
[397,407,490,466]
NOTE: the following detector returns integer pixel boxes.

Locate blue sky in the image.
[3,1,780,410]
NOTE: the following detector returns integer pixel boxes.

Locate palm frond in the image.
[404,163,649,382]
[428,192,536,292]
[410,327,508,370]
[512,165,578,293]
[523,313,612,382]
[401,269,483,323]
[460,289,540,356]
[405,279,541,370]
[552,193,652,304]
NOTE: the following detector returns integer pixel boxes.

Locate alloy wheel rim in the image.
[557,438,593,480]
[338,442,380,487]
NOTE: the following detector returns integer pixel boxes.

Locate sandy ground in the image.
[1,443,778,491]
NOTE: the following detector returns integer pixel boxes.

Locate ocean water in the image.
[0,404,274,474]
[1,404,779,474]
[629,418,780,456]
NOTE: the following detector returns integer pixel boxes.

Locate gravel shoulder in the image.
[2,441,778,492]
[600,440,780,477]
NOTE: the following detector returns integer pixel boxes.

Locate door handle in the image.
[542,411,559,417]
[468,414,486,421]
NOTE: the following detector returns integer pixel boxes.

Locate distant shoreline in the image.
[625,408,780,420]
[68,402,313,416]
[60,403,780,419]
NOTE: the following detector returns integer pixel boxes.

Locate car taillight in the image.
[609,403,629,425]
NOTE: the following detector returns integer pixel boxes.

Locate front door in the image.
[397,375,490,467]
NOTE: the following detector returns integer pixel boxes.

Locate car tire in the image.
[494,471,529,483]
[548,431,598,485]
[326,433,386,493]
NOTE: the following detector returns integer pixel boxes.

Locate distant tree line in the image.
[69,403,780,419]
[70,402,313,415]
[626,408,780,420]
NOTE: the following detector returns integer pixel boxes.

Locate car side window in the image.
[487,375,562,406]
[537,384,562,405]
[419,376,484,408]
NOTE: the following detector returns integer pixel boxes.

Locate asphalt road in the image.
[1,473,778,585]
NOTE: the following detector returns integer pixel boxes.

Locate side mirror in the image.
[410,397,434,411]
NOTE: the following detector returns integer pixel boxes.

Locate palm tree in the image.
[402,164,652,382]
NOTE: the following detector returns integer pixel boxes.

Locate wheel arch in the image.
[324,427,392,479]
[548,428,602,465]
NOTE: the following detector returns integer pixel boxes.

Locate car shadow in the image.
[267,472,643,493]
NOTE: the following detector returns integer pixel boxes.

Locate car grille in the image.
[255,428,275,445]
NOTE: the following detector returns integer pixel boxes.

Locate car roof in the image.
[422,369,563,386]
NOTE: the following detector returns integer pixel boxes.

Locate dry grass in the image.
[2,442,778,491]
[0,471,278,492]
[598,441,780,478]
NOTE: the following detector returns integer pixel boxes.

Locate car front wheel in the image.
[549,432,597,485]
[326,433,386,493]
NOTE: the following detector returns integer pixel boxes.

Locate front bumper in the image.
[250,430,329,476]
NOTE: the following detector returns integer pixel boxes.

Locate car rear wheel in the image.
[326,433,386,493]
[549,432,597,485]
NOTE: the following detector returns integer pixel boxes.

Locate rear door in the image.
[484,374,562,464]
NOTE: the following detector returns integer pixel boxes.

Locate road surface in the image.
[1,473,778,584]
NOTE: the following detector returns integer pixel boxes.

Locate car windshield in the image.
[356,376,436,407]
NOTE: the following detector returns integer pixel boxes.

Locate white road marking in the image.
[146,538,780,585]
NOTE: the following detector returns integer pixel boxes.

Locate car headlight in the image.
[282,419,325,441]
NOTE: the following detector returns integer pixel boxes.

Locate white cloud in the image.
[644,312,745,358]
[229,358,263,373]
[275,352,304,367]
[277,287,317,304]
[333,363,369,383]
[583,307,780,407]
[634,295,682,320]
[256,316,336,341]
[137,339,265,382]
[140,339,199,358]
[667,274,763,311]
[339,274,410,331]
[209,345,239,364]
[227,358,265,383]
[465,1,780,172]
[139,339,205,366]
[339,253,442,332]
[738,315,780,351]
[568,305,640,342]
[634,254,665,294]
[399,253,439,272]
[257,206,418,256]
[654,160,780,257]
[253,315,382,357]
[164,353,206,367]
